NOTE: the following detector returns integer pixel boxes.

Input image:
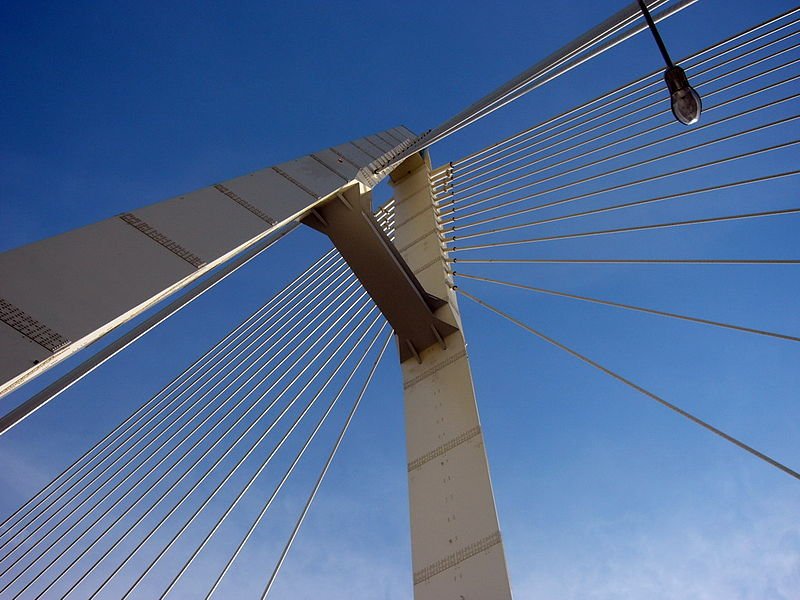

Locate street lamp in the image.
[637,0,702,125]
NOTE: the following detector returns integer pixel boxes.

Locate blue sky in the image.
[1,1,799,598]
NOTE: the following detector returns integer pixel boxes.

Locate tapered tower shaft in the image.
[390,154,513,599]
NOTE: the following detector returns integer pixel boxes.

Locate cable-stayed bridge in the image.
[1,1,798,597]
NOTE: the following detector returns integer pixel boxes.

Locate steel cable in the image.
[444,6,800,172]
[442,133,800,237]
[400,0,696,158]
[259,332,394,599]
[443,14,800,182]
[450,207,800,253]
[455,272,800,343]
[441,86,800,216]
[81,302,380,600]
[0,259,356,580]
[447,170,800,242]
[44,291,375,599]
[136,319,389,600]
[3,202,393,573]
[0,204,394,552]
[0,247,341,548]
[449,258,800,265]
[455,287,800,481]
[441,43,800,201]
[2,275,368,597]
[199,323,390,600]
[13,282,373,598]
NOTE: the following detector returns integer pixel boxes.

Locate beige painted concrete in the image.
[391,154,512,599]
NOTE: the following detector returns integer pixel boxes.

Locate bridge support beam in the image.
[390,153,513,599]
[301,184,456,363]
[0,127,414,401]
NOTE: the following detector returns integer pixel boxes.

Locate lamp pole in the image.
[637,0,702,125]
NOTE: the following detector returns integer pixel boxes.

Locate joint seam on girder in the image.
[362,136,390,155]
[119,213,206,268]
[0,298,71,353]
[309,154,350,182]
[271,166,319,199]
[329,147,361,169]
[383,129,406,144]
[374,131,400,148]
[350,139,379,160]
[213,184,278,226]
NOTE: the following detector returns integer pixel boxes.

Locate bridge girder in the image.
[0,128,414,401]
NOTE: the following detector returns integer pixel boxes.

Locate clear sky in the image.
[1,1,799,598]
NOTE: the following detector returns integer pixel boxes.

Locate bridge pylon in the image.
[390,153,513,599]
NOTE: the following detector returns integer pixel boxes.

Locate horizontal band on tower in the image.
[413,531,502,585]
[408,426,482,472]
[394,203,438,229]
[396,227,440,254]
[412,257,444,276]
[402,349,467,389]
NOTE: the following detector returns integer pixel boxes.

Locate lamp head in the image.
[664,65,702,125]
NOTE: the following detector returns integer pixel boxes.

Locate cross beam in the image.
[301,181,457,363]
